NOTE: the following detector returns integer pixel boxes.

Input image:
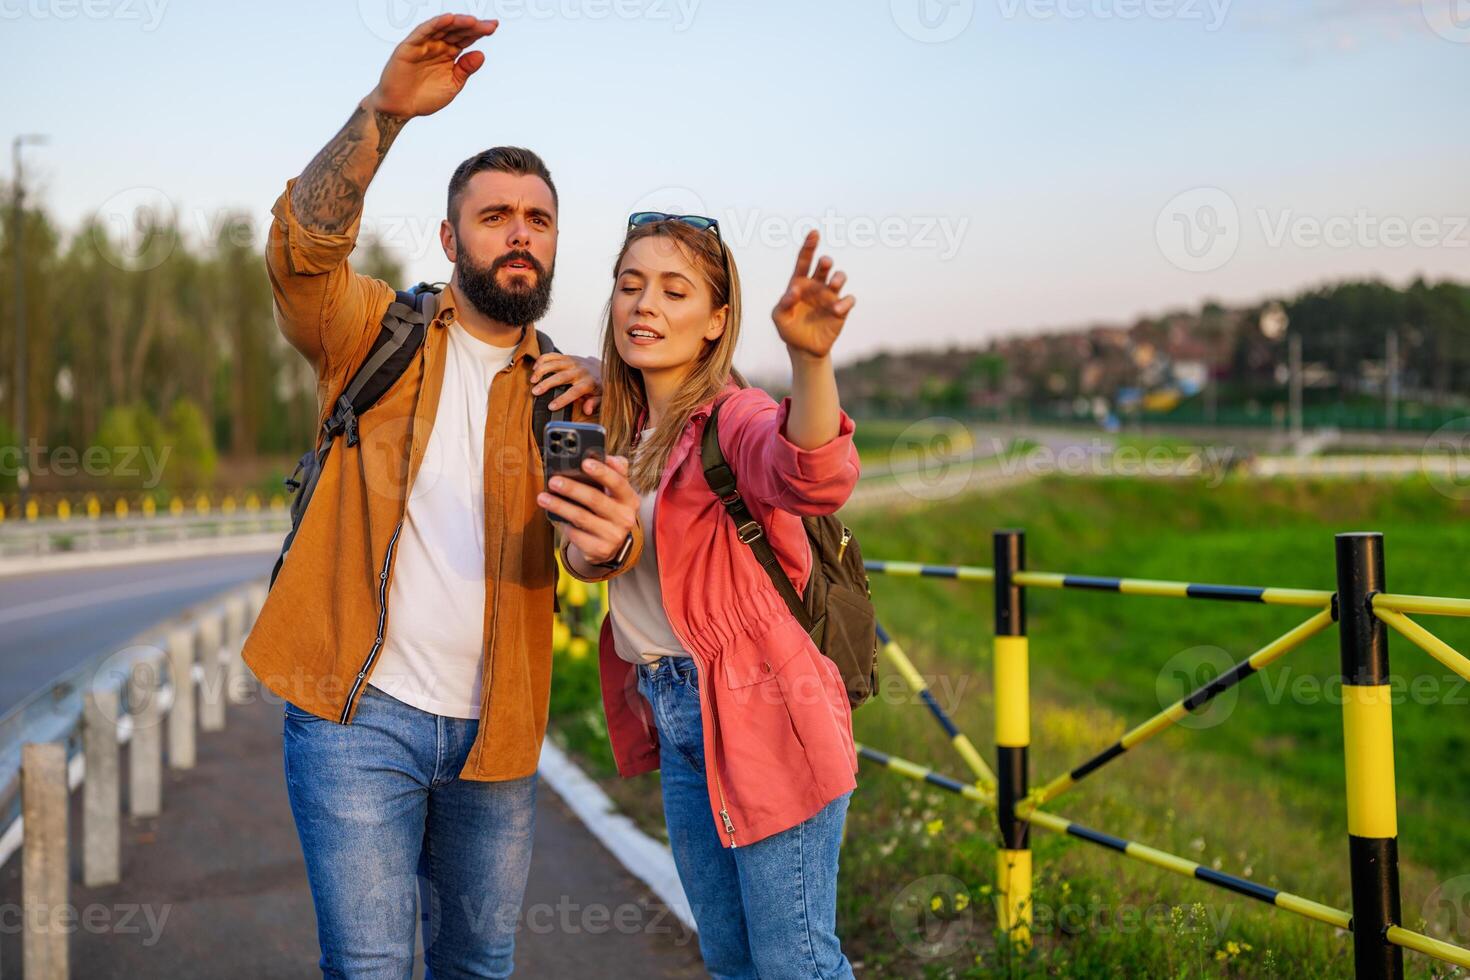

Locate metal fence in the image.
[0,580,268,978]
[857,533,1470,977]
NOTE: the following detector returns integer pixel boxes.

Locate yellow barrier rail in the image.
[857,531,1469,979]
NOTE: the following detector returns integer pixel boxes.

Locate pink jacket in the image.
[594,380,862,847]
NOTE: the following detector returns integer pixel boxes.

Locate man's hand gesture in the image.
[368,14,498,120]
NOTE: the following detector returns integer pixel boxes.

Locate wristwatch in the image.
[590,531,635,571]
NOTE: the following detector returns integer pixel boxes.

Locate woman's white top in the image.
[608,427,694,665]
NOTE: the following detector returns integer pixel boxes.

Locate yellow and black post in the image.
[1335,532,1403,980]
[994,529,1031,950]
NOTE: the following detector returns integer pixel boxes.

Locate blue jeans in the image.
[283,685,537,979]
[636,655,855,980]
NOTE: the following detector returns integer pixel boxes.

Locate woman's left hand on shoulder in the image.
[531,352,602,415]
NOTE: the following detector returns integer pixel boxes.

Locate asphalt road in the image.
[0,550,276,713]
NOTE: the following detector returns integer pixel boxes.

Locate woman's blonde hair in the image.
[598,220,748,494]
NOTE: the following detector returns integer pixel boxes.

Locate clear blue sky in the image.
[4,0,1468,377]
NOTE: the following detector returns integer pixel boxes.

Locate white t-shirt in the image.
[608,427,693,665]
[368,319,519,718]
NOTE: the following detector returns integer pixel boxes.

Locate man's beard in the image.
[456,247,555,327]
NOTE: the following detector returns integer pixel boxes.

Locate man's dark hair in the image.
[446,146,558,228]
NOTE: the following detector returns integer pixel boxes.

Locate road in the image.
[0,550,277,714]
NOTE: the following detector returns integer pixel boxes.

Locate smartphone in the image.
[542,421,607,524]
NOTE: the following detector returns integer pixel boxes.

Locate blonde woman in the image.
[538,216,860,979]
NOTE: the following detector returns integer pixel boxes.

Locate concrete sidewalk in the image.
[0,692,705,978]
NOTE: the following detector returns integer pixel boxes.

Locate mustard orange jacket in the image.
[242,179,642,781]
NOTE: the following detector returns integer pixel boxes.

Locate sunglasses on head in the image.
[626,211,731,284]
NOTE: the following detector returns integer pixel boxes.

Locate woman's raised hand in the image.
[771,230,856,360]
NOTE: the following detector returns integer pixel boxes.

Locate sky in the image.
[3,0,1469,380]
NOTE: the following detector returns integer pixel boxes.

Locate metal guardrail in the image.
[0,513,289,558]
[0,579,269,977]
[857,537,1470,977]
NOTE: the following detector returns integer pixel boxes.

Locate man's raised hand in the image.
[367,14,498,120]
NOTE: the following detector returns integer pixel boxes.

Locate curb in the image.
[537,736,695,935]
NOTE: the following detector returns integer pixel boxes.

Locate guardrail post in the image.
[83,688,121,887]
[198,612,227,732]
[129,660,163,817]
[22,741,69,979]
[1335,532,1403,980]
[167,624,198,769]
[994,529,1031,951]
[224,595,251,705]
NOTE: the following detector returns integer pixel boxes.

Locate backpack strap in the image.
[321,285,435,449]
[531,329,571,447]
[701,396,813,632]
[321,285,438,448]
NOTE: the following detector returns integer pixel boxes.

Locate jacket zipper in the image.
[699,662,738,847]
[340,519,404,722]
[339,320,436,723]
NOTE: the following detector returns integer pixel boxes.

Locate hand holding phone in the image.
[536,421,641,569]
[542,422,606,524]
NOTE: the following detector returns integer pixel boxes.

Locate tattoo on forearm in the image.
[290,105,408,235]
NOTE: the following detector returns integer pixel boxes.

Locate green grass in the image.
[550,475,1470,977]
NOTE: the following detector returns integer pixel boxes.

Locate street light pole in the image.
[11,134,46,512]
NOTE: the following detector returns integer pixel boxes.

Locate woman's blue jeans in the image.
[283,685,537,979]
[636,654,855,980]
